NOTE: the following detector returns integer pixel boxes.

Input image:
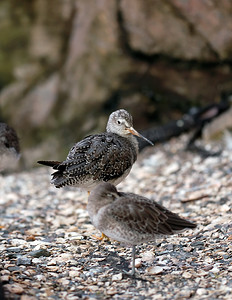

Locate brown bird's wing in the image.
[44,133,137,188]
[148,199,197,230]
[104,197,174,236]
[104,195,196,236]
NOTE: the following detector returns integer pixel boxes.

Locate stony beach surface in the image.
[0,135,232,299]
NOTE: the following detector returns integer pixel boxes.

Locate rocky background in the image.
[1,0,232,168]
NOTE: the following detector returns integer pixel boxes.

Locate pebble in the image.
[129,258,142,268]
[106,287,117,295]
[203,265,213,271]
[211,266,220,273]
[6,247,22,252]
[20,295,37,300]
[134,258,142,268]
[1,275,9,282]
[17,256,32,266]
[143,153,166,171]
[112,273,123,281]
[29,249,51,258]
[183,246,192,252]
[84,267,104,277]
[46,266,59,272]
[1,135,231,299]
[196,288,207,296]
[146,266,164,275]
[34,274,46,281]
[69,270,81,278]
[182,271,192,279]
[32,258,42,264]
[10,239,27,246]
[4,283,24,294]
[176,289,192,298]
[163,162,180,175]
[141,251,155,263]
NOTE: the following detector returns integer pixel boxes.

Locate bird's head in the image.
[89,182,119,207]
[106,109,154,145]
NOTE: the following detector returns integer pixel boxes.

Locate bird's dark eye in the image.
[117,120,121,125]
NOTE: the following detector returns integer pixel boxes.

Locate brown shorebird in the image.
[0,122,20,172]
[87,183,197,276]
[38,109,153,191]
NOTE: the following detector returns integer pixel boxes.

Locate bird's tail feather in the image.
[37,160,60,168]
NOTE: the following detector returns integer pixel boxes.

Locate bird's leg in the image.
[123,245,136,276]
[88,191,90,196]
[131,245,136,276]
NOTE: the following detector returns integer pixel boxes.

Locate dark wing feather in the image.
[104,195,196,236]
[47,133,137,188]
[104,197,174,236]
[37,160,61,168]
[150,201,197,230]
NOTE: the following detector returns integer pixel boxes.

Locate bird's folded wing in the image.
[105,197,174,235]
[58,133,136,181]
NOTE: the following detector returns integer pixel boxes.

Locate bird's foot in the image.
[123,269,140,278]
[92,233,109,241]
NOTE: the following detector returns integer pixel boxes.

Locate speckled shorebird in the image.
[38,109,153,191]
[87,183,197,276]
[0,122,20,172]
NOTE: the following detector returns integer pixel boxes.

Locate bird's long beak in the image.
[127,127,154,146]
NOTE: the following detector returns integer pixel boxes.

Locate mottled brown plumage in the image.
[38,109,153,190]
[87,183,197,275]
[0,123,20,172]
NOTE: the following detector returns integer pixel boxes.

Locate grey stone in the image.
[17,256,32,266]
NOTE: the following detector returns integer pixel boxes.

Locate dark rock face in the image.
[0,0,232,168]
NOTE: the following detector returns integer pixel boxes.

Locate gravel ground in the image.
[0,135,232,300]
